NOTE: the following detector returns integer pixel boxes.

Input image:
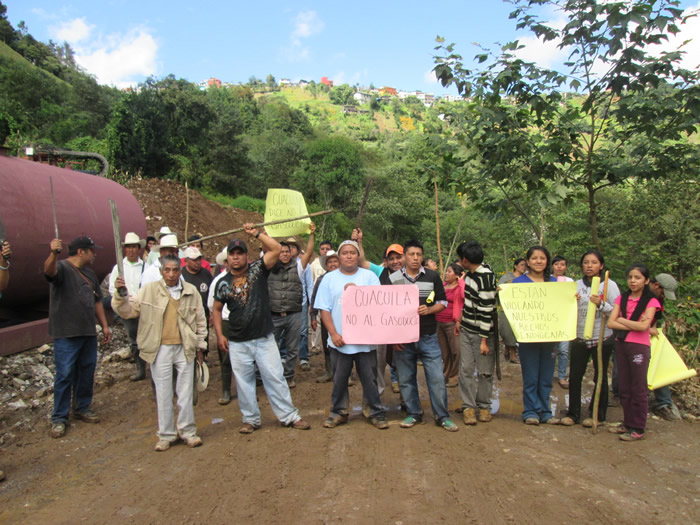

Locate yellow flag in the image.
[647,329,697,389]
[264,189,312,237]
[499,282,577,342]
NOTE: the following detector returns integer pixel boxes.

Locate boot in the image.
[130,349,146,382]
[316,350,333,383]
[509,348,520,364]
[218,348,234,405]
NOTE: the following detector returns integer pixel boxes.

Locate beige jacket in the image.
[112,279,207,364]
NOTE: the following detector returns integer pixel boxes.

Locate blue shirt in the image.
[313,267,380,354]
[368,262,383,278]
[512,273,557,283]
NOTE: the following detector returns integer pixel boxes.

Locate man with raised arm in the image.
[212,224,311,434]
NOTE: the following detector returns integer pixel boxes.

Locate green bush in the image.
[202,191,265,213]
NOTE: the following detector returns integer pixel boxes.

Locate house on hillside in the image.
[299,79,310,87]
[353,92,371,105]
[280,78,292,87]
[207,77,222,88]
[380,86,397,96]
[342,105,358,114]
[321,76,334,88]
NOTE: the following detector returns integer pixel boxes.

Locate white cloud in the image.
[653,2,700,71]
[513,13,567,69]
[424,68,439,84]
[284,10,324,62]
[76,29,158,89]
[48,17,158,88]
[52,17,93,43]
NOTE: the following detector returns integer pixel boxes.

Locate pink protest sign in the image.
[341,285,420,344]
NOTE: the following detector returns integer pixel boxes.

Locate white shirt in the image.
[108,257,144,296]
[208,270,230,320]
[141,259,163,287]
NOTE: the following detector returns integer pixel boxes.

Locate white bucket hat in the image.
[183,247,202,259]
[122,232,146,249]
[154,226,174,240]
[154,234,179,250]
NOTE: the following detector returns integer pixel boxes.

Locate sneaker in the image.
[49,422,66,438]
[74,409,100,424]
[446,380,458,388]
[399,416,423,428]
[371,417,389,430]
[290,418,311,430]
[560,417,576,426]
[154,439,172,452]
[544,417,561,425]
[607,424,627,434]
[323,414,349,428]
[582,418,594,428]
[524,417,540,426]
[463,408,477,425]
[239,423,261,434]
[286,379,296,389]
[478,409,492,423]
[654,405,681,421]
[300,360,311,372]
[558,379,569,389]
[391,382,400,393]
[440,419,459,432]
[182,435,202,448]
[619,431,645,441]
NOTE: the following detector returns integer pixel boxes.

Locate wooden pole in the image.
[356,176,374,229]
[184,182,190,242]
[434,178,444,276]
[592,270,610,434]
[176,209,335,248]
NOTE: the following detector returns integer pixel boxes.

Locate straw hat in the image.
[183,247,202,259]
[195,360,209,392]
[320,250,340,271]
[122,232,146,249]
[154,234,179,250]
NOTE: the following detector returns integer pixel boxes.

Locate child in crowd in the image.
[552,255,574,388]
[606,264,660,441]
[561,250,620,427]
[512,246,560,425]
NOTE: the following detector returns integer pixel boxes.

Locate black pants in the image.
[567,337,614,422]
[330,348,384,419]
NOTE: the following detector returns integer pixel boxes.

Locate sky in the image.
[6,0,700,93]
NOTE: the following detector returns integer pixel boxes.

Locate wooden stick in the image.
[184,182,190,242]
[356,177,374,229]
[434,178,443,276]
[592,270,610,434]
[177,209,335,248]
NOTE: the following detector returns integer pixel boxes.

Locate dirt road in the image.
[0,352,698,524]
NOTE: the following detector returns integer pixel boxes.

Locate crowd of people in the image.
[0,222,683,464]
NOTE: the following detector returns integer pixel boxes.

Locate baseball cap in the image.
[69,236,101,252]
[385,244,404,258]
[227,239,248,253]
[183,247,202,259]
[654,273,678,300]
[337,240,360,254]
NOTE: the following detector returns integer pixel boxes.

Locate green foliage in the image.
[329,84,356,106]
[202,191,266,214]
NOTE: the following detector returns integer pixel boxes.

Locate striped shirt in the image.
[460,263,497,338]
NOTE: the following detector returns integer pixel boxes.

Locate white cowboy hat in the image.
[154,234,179,250]
[154,226,174,240]
[122,232,146,249]
[183,247,202,259]
[320,250,340,271]
[195,360,209,392]
[215,248,227,266]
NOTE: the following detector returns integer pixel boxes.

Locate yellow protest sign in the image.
[499,282,577,342]
[647,329,697,390]
[264,189,312,237]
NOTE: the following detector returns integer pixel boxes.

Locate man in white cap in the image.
[208,248,235,404]
[108,232,147,381]
[113,254,206,451]
[141,234,179,286]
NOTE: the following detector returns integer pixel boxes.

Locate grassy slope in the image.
[0,41,73,89]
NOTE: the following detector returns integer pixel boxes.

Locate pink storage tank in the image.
[0,155,147,310]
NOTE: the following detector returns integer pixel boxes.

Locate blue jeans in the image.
[393,333,449,423]
[228,334,300,427]
[519,342,556,422]
[52,336,98,424]
[556,340,569,380]
[299,302,309,362]
[653,386,672,409]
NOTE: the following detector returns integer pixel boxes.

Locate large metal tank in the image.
[0,155,147,311]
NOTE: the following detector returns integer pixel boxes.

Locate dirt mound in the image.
[126,178,264,259]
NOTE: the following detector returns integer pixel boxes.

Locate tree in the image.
[434,0,700,248]
[330,83,355,105]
